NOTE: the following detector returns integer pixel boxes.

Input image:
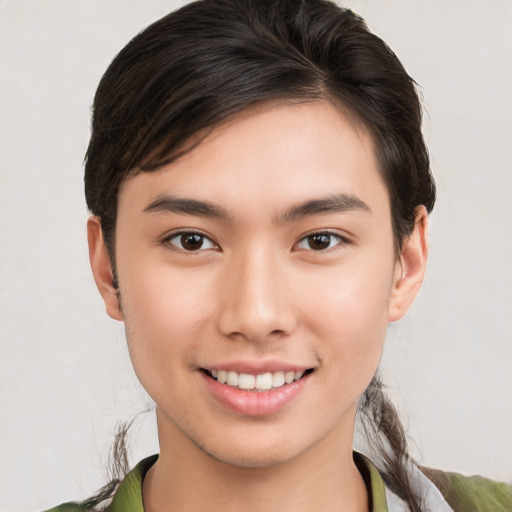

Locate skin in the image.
[88,101,428,512]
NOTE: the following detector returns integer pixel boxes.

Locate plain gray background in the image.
[0,1,511,511]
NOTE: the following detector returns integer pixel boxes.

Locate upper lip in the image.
[200,359,315,374]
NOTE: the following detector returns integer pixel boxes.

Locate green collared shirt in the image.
[107,454,390,512]
[46,454,512,512]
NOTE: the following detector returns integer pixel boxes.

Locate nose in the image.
[216,247,296,344]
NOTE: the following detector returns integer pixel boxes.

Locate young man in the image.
[48,1,512,511]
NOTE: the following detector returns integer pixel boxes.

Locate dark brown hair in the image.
[84,0,436,510]
[85,0,434,256]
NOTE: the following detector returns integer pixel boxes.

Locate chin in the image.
[202,444,296,469]
[192,427,319,469]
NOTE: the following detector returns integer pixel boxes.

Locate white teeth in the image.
[255,372,273,390]
[209,369,309,390]
[227,371,239,386]
[272,371,285,388]
[238,373,255,390]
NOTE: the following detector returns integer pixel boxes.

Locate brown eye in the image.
[307,234,331,250]
[166,232,217,252]
[181,233,204,250]
[296,232,345,251]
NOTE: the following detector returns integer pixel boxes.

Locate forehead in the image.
[118,101,389,218]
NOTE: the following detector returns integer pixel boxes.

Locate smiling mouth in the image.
[201,368,314,391]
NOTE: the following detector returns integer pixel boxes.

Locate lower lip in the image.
[201,371,311,416]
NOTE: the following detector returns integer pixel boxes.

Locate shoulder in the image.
[42,504,86,512]
[421,466,512,512]
[42,499,104,512]
[41,455,158,512]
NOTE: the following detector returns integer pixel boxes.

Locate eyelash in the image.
[162,230,219,253]
[161,230,350,253]
[294,231,350,252]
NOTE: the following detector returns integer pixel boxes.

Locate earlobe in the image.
[87,216,124,321]
[388,206,429,322]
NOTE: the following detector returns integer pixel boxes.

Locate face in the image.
[89,101,427,468]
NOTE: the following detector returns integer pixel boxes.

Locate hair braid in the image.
[78,420,133,511]
[359,374,423,512]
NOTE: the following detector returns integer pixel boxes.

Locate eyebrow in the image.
[143,193,370,222]
[276,193,370,224]
[144,195,231,219]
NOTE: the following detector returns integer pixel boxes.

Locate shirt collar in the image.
[106,453,390,512]
[107,455,157,512]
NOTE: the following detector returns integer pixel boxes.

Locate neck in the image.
[142,409,369,512]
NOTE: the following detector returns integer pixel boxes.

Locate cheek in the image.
[120,250,216,327]
[117,264,216,394]
[298,255,394,365]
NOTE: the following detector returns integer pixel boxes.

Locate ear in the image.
[87,216,124,321]
[388,206,429,322]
